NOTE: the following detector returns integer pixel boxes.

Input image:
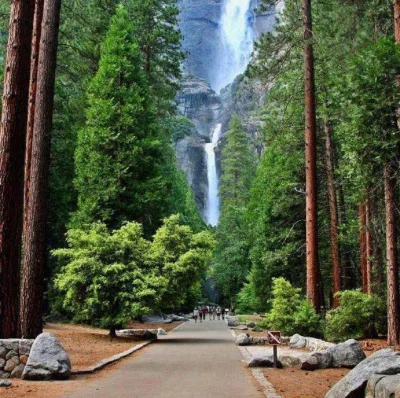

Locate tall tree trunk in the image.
[303,0,321,312]
[384,163,400,345]
[359,202,368,293]
[365,198,373,294]
[0,0,35,338]
[24,0,44,236]
[20,0,62,339]
[324,120,341,308]
[386,0,400,345]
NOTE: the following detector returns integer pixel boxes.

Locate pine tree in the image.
[20,0,62,339]
[212,115,255,305]
[73,5,168,234]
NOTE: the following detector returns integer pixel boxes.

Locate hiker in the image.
[193,307,199,323]
[221,307,226,320]
[216,306,221,320]
[212,306,217,320]
[209,306,213,320]
[202,306,207,321]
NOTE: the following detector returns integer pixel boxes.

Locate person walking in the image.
[221,307,226,320]
[202,306,207,321]
[209,306,213,321]
[216,306,221,320]
[193,308,199,323]
[212,306,217,320]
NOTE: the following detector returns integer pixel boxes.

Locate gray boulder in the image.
[309,350,333,369]
[19,340,34,356]
[326,349,400,398]
[116,329,157,340]
[22,333,71,380]
[0,359,5,369]
[227,319,239,327]
[235,333,251,346]
[11,364,25,378]
[247,322,256,328]
[328,339,366,368]
[365,374,400,398]
[248,356,283,368]
[4,356,20,372]
[0,371,10,379]
[157,328,167,336]
[163,319,173,324]
[290,334,307,349]
[0,347,6,359]
[0,379,11,387]
[289,334,336,352]
[142,315,165,323]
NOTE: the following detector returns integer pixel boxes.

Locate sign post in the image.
[268,331,281,368]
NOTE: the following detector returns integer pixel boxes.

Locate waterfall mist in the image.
[215,0,255,92]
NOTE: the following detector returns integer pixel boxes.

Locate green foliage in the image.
[235,282,259,315]
[53,222,164,331]
[54,215,214,331]
[212,115,256,303]
[266,278,321,336]
[325,290,386,341]
[166,116,196,141]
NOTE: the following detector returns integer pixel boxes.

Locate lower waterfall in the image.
[205,124,222,226]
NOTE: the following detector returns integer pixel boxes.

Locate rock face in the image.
[22,333,71,381]
[235,334,251,346]
[326,349,400,398]
[179,0,277,90]
[328,339,366,368]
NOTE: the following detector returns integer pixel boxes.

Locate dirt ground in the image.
[263,368,351,398]
[359,337,400,355]
[1,321,183,397]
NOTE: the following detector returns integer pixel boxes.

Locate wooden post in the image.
[273,345,278,368]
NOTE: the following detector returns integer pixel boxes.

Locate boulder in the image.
[4,356,20,373]
[0,340,19,352]
[157,328,167,336]
[19,340,34,356]
[227,319,239,327]
[0,347,6,359]
[0,371,10,379]
[301,356,319,371]
[167,314,190,322]
[11,364,25,378]
[328,339,366,368]
[163,319,173,324]
[5,350,17,360]
[365,374,400,398]
[0,379,11,387]
[233,325,248,331]
[280,354,306,368]
[289,334,335,352]
[22,333,71,380]
[326,349,400,398]
[116,329,157,340]
[248,356,283,368]
[247,322,256,328]
[20,355,28,365]
[0,359,5,369]
[235,333,251,346]
[309,350,333,369]
[142,315,165,323]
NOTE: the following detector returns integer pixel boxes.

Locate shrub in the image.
[325,290,386,341]
[266,278,321,336]
[236,283,259,315]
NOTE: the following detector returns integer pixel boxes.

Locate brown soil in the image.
[359,338,400,355]
[263,368,351,398]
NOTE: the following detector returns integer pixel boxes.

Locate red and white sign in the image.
[268,331,281,345]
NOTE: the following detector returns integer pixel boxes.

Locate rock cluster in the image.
[0,339,33,379]
[248,356,283,368]
[22,333,71,381]
[326,349,400,398]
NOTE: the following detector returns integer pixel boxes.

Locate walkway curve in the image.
[66,319,263,397]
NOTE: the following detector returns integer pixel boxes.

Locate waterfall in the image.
[216,0,255,92]
[205,124,222,226]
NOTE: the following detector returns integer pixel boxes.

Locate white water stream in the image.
[205,124,222,226]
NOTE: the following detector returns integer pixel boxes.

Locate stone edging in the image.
[71,322,185,375]
[229,330,282,398]
[71,340,153,375]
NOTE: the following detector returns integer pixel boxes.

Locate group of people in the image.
[193,306,225,322]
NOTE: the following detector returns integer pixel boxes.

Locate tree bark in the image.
[384,163,400,345]
[324,120,341,308]
[24,0,44,236]
[20,0,62,339]
[0,0,35,338]
[303,0,321,312]
[365,198,373,295]
[359,202,368,293]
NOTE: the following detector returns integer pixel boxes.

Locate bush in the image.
[265,278,321,336]
[325,290,386,341]
[236,283,259,314]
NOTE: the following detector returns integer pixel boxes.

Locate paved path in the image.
[66,320,263,397]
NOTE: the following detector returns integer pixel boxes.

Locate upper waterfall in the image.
[216,0,255,92]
